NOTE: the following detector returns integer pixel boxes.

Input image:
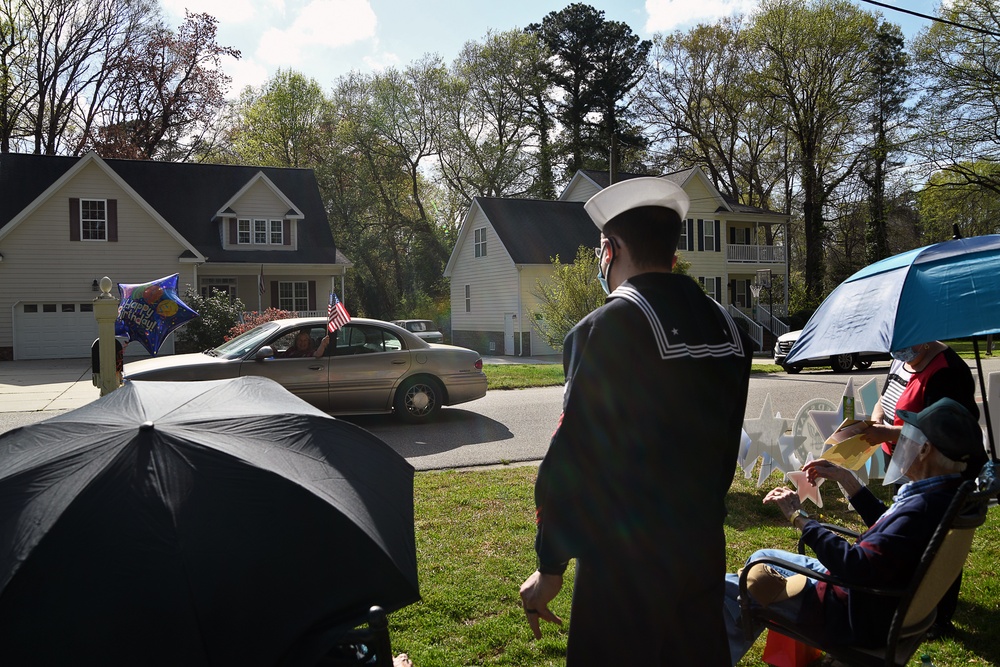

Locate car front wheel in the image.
[782,364,802,374]
[393,376,442,422]
[830,353,855,373]
[856,359,873,370]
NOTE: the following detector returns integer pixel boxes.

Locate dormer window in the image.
[237,218,285,245]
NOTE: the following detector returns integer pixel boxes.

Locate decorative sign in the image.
[742,394,795,486]
[116,274,198,356]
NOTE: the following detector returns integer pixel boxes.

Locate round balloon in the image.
[116,274,198,355]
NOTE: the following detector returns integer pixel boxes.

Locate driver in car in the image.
[280,330,330,358]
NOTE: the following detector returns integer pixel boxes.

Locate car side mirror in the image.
[256,346,275,361]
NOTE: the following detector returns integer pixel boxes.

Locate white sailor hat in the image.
[584,177,690,231]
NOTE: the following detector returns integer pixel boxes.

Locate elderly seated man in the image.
[725,397,984,664]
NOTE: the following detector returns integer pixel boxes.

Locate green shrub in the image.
[174,289,247,353]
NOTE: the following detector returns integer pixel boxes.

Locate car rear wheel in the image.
[856,359,873,370]
[782,364,802,374]
[393,376,442,422]
[830,353,855,373]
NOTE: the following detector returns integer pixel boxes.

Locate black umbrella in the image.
[0,376,418,666]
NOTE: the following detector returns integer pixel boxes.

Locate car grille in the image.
[776,340,795,354]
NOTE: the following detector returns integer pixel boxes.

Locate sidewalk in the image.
[0,358,99,412]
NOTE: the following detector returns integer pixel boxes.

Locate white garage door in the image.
[14,301,168,360]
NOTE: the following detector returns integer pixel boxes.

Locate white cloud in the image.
[256,0,378,67]
[160,0,259,23]
[362,51,401,73]
[225,56,271,95]
[645,0,758,32]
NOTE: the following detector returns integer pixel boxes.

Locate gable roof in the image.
[476,198,598,264]
[0,152,338,265]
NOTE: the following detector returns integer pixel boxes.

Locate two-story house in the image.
[444,168,790,356]
[0,152,350,360]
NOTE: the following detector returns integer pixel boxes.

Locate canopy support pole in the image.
[973,338,996,461]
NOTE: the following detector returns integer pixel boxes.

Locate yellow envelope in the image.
[820,419,879,471]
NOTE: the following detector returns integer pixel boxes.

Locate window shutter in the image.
[283,220,291,246]
[308,281,316,311]
[729,227,736,245]
[229,219,237,245]
[687,219,694,251]
[69,198,80,241]
[107,199,118,242]
[270,281,278,308]
[715,278,722,302]
[697,220,704,251]
[715,220,721,252]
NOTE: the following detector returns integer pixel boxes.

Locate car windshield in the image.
[210,321,284,359]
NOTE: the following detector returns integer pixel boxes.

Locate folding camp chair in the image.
[282,606,395,667]
[738,480,990,667]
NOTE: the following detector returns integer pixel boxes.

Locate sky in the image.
[159,0,943,97]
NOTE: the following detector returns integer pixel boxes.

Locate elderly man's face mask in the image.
[884,423,928,485]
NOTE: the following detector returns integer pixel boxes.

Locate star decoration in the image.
[671,328,679,336]
[742,394,795,486]
[857,378,881,417]
[809,379,867,443]
[786,454,825,508]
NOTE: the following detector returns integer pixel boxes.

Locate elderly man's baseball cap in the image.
[896,397,984,463]
[584,177,691,231]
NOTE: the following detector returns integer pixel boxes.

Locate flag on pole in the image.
[327,292,351,333]
[258,265,265,296]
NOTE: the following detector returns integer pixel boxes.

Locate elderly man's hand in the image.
[763,486,802,522]
[802,458,863,497]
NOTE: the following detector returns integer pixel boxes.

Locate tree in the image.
[749,0,880,305]
[25,0,160,155]
[527,3,651,178]
[84,12,240,160]
[639,18,789,213]
[437,30,548,201]
[227,69,329,168]
[0,0,33,153]
[917,164,1000,239]
[529,246,605,351]
[859,21,910,264]
[910,0,1000,195]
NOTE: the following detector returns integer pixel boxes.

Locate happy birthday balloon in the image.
[116,274,198,355]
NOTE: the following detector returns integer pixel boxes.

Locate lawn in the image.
[483,359,783,389]
[387,465,1000,667]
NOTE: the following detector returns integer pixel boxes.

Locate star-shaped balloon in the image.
[117,274,198,355]
[786,454,825,508]
[742,394,795,486]
[857,378,881,417]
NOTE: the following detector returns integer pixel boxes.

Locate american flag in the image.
[327,292,351,333]
[257,265,265,296]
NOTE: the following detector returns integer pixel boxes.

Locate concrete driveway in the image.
[0,359,100,412]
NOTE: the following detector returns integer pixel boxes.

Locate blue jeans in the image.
[723,549,828,666]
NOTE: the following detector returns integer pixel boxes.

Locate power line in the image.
[859,0,1000,38]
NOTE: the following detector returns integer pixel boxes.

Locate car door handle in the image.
[309,365,323,371]
[391,360,406,365]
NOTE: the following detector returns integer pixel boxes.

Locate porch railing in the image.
[756,304,790,336]
[726,244,786,263]
[727,305,763,350]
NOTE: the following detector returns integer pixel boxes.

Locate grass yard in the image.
[483,360,783,389]
[387,466,1000,667]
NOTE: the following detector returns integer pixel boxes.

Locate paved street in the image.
[3,356,999,471]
